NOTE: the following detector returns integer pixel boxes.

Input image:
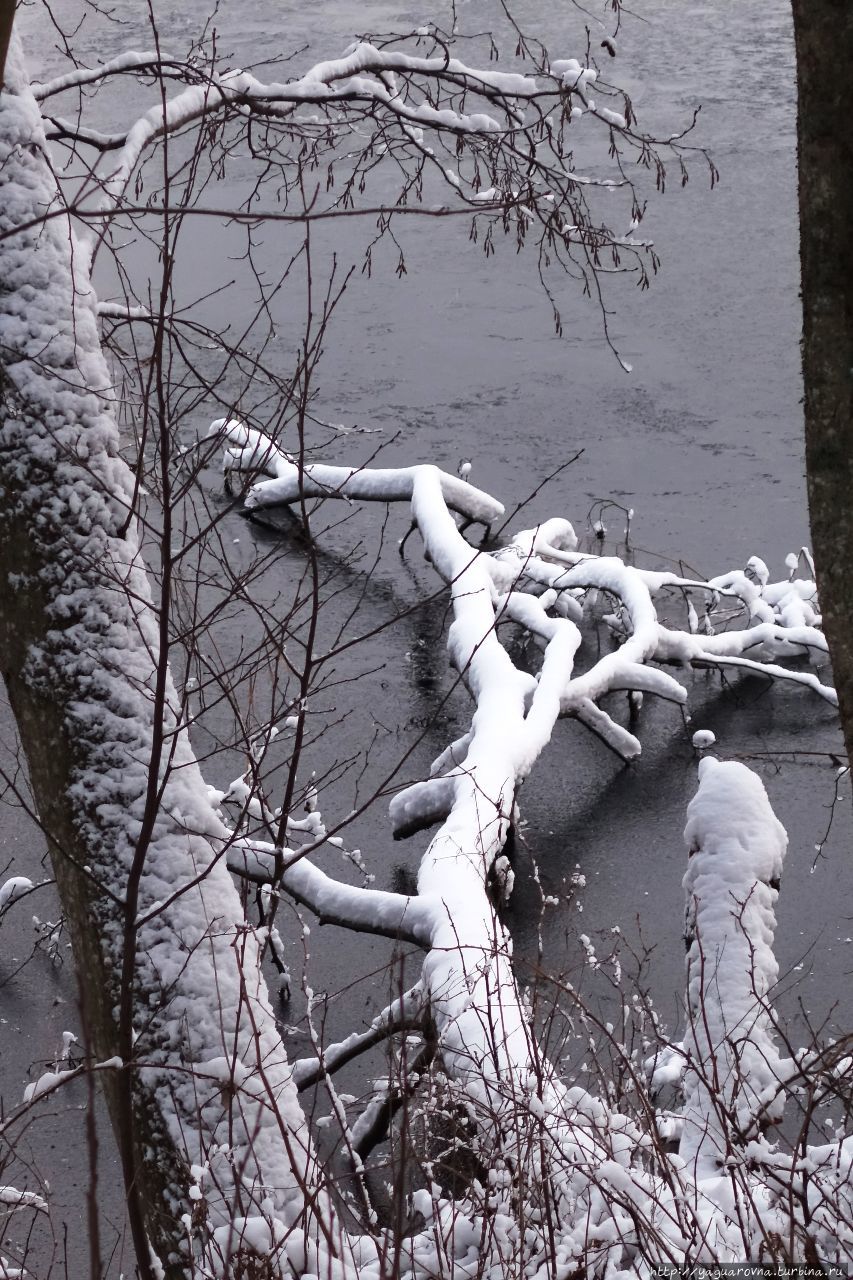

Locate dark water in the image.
[4,1,852,1273]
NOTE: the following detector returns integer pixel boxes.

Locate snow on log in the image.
[679,758,788,1183]
[208,416,292,482]
[227,838,432,944]
[236,448,667,1258]
[244,456,504,526]
[389,775,457,838]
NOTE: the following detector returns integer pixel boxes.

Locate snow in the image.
[597,107,627,130]
[244,457,504,526]
[551,59,597,100]
[228,837,432,944]
[680,759,788,1179]
[389,775,455,835]
[0,1186,48,1213]
[0,877,33,913]
[23,1068,74,1104]
[32,51,162,100]
[207,417,291,481]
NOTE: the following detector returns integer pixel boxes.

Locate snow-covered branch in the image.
[291,985,424,1091]
[39,27,713,317]
[32,51,168,100]
[227,838,432,945]
[246,457,504,527]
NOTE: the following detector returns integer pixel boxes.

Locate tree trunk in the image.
[0,0,13,89]
[0,33,326,1279]
[791,1,853,763]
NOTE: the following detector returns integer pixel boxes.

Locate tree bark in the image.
[0,33,325,1278]
[0,0,13,90]
[791,1,853,763]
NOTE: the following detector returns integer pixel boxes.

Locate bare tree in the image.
[0,5,851,1278]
